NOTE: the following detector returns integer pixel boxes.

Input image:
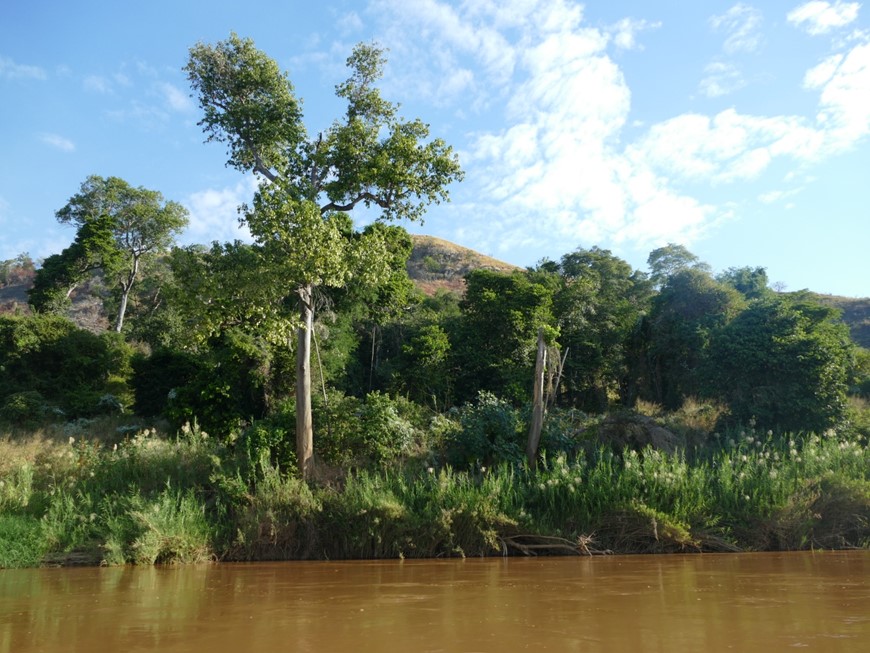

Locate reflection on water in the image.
[1,552,869,652]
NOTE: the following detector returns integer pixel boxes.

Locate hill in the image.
[406,235,520,295]
[812,294,870,349]
[3,241,868,349]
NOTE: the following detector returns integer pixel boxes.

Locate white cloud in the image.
[609,18,662,51]
[158,82,193,112]
[367,0,741,251]
[364,0,870,259]
[0,56,47,80]
[787,1,861,35]
[759,188,802,204]
[84,75,112,93]
[710,4,764,53]
[809,41,870,150]
[182,178,258,245]
[699,62,747,97]
[39,133,76,152]
[337,10,364,34]
[628,109,822,183]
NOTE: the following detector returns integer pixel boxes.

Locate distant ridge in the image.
[407,235,520,296]
[812,294,870,349]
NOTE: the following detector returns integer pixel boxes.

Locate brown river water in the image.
[2,551,869,652]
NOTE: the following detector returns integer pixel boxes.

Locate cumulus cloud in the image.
[787,1,861,35]
[699,62,747,97]
[337,10,364,34]
[710,4,764,53]
[182,178,258,245]
[158,82,193,112]
[0,56,47,80]
[807,41,870,150]
[609,18,662,51]
[39,133,76,152]
[360,0,870,259]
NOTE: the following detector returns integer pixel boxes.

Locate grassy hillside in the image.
[813,294,870,349]
[406,235,519,295]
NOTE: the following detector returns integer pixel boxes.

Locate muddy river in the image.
[2,551,869,652]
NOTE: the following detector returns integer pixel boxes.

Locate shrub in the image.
[0,315,133,418]
[447,392,525,467]
[358,392,418,463]
[131,348,202,418]
[0,391,52,427]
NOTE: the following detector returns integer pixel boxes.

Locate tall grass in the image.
[1,420,868,567]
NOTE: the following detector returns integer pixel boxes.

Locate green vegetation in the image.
[1,35,869,567]
[1,414,868,567]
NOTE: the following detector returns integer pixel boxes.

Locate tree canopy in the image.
[186,34,463,479]
[34,175,188,332]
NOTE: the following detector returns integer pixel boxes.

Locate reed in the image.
[0,421,867,567]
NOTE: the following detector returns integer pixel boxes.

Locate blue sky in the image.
[2,0,868,297]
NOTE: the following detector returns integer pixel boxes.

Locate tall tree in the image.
[52,175,188,332]
[704,294,852,432]
[647,243,711,289]
[646,268,744,408]
[716,266,770,300]
[29,214,122,313]
[552,247,651,411]
[186,35,462,479]
[456,269,555,404]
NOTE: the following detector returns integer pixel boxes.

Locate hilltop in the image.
[812,294,870,349]
[405,235,520,295]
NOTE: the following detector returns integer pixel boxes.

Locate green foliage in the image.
[646,268,745,409]
[551,247,651,411]
[130,348,203,418]
[705,295,853,433]
[128,487,215,565]
[227,462,320,560]
[236,412,297,474]
[52,175,189,332]
[0,391,53,427]
[397,323,452,408]
[185,32,306,178]
[168,241,294,348]
[456,270,555,404]
[358,391,419,463]
[717,266,770,300]
[186,34,463,477]
[0,515,46,568]
[1,422,869,567]
[447,392,525,467]
[164,329,275,438]
[647,243,711,289]
[0,315,133,419]
[29,214,122,314]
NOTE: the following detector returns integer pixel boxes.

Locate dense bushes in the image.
[0,315,133,420]
[704,296,853,433]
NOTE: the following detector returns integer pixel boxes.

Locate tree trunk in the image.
[114,255,139,333]
[526,328,547,469]
[296,284,315,481]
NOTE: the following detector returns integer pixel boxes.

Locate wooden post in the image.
[527,328,547,469]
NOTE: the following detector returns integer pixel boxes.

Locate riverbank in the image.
[2,419,868,568]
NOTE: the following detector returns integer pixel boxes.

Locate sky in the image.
[1,0,869,297]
